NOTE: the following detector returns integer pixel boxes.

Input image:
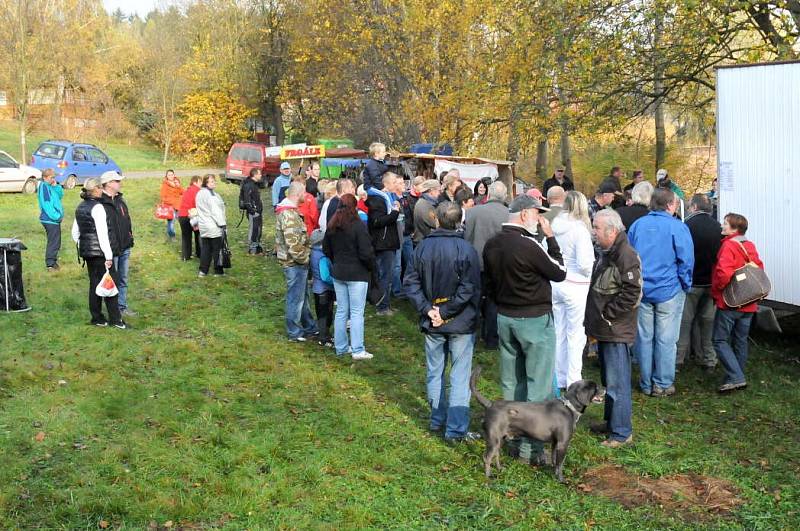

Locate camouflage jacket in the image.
[275,200,310,267]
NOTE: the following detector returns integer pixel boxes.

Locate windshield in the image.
[230,145,262,163]
[34,143,67,159]
[0,152,17,168]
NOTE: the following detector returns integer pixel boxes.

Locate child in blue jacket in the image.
[310,229,335,347]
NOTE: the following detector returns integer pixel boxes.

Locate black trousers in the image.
[247,213,263,252]
[179,217,201,260]
[480,272,499,348]
[200,236,224,274]
[42,223,61,267]
[86,257,121,324]
[314,291,334,341]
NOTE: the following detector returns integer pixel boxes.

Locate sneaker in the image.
[718,381,747,393]
[376,309,395,317]
[351,351,374,360]
[121,309,137,317]
[288,336,307,343]
[589,421,610,435]
[47,264,60,271]
[651,385,676,397]
[317,339,334,348]
[601,435,633,448]
[111,321,128,330]
[198,272,207,278]
[445,431,482,445]
[91,320,108,327]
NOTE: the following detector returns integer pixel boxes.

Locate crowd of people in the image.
[35,153,766,457]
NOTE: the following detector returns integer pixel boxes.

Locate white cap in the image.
[656,168,668,181]
[100,170,124,184]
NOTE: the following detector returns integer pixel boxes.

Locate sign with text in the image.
[280,145,325,159]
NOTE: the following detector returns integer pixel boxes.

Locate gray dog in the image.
[470,366,605,482]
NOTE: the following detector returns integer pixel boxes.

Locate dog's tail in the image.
[469,366,493,409]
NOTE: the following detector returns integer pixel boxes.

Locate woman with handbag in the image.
[711,213,766,393]
[159,170,184,241]
[322,194,376,360]
[70,178,125,329]
[195,174,227,277]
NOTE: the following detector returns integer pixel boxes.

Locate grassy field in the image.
[0,122,198,172]
[0,179,798,529]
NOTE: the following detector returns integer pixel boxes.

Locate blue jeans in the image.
[333,279,368,355]
[635,291,685,392]
[113,247,131,311]
[166,210,178,238]
[283,265,317,339]
[375,250,395,311]
[598,342,633,441]
[392,248,404,297]
[400,235,414,288]
[425,333,474,439]
[712,309,753,385]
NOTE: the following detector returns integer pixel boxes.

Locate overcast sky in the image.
[103,0,160,17]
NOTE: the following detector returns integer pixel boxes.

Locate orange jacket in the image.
[160,178,184,210]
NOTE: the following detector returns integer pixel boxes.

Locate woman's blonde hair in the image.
[563,191,592,232]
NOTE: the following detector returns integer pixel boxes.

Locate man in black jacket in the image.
[100,171,135,317]
[241,168,264,254]
[405,201,481,443]
[366,172,403,315]
[541,166,574,199]
[586,209,642,448]
[483,194,566,464]
[677,194,722,370]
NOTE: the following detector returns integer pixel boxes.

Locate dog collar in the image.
[559,397,582,427]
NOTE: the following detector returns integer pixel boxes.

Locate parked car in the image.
[30,140,121,189]
[0,150,42,194]
[225,142,280,186]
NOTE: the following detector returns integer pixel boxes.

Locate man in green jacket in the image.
[37,169,64,271]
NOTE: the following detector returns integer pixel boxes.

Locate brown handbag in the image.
[722,238,771,308]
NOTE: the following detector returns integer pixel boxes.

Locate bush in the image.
[174,91,255,164]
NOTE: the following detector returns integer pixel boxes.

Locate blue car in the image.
[30,140,122,189]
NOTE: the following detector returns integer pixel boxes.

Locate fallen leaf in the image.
[577,483,593,493]
[164,521,174,528]
[34,431,45,442]
[58,380,67,386]
[99,520,109,529]
[505,490,517,498]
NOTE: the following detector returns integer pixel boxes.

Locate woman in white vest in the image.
[195,174,227,277]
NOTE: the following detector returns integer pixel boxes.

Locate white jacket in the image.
[551,212,594,283]
[195,188,227,238]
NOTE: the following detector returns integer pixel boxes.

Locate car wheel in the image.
[22,177,38,194]
[64,175,78,189]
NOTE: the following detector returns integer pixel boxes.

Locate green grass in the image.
[0,180,798,529]
[0,121,200,172]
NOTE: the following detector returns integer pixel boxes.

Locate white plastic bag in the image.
[95,267,119,297]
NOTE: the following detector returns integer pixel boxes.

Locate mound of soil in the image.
[580,465,743,522]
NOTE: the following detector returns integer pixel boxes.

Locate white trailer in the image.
[716,61,800,311]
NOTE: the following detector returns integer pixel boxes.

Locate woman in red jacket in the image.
[160,170,184,240]
[178,175,203,261]
[711,213,764,394]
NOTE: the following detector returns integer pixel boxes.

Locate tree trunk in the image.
[505,74,521,162]
[272,100,284,145]
[19,117,27,163]
[535,138,548,182]
[559,120,573,180]
[654,4,666,170]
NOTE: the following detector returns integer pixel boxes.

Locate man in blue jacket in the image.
[272,162,292,210]
[37,169,64,271]
[404,200,482,443]
[628,188,694,397]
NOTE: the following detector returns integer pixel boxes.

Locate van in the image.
[225,142,280,186]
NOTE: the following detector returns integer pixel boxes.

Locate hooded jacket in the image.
[37,180,64,224]
[404,229,481,335]
[240,176,263,215]
[483,224,567,318]
[275,198,310,267]
[271,174,291,209]
[160,178,184,210]
[585,232,642,343]
[364,158,389,191]
[551,212,594,283]
[195,187,227,239]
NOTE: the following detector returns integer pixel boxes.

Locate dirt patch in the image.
[580,465,743,522]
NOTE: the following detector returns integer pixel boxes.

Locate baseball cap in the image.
[509,194,549,213]
[280,162,291,170]
[526,188,544,200]
[100,171,124,184]
[597,181,617,194]
[420,179,441,192]
[656,168,668,181]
